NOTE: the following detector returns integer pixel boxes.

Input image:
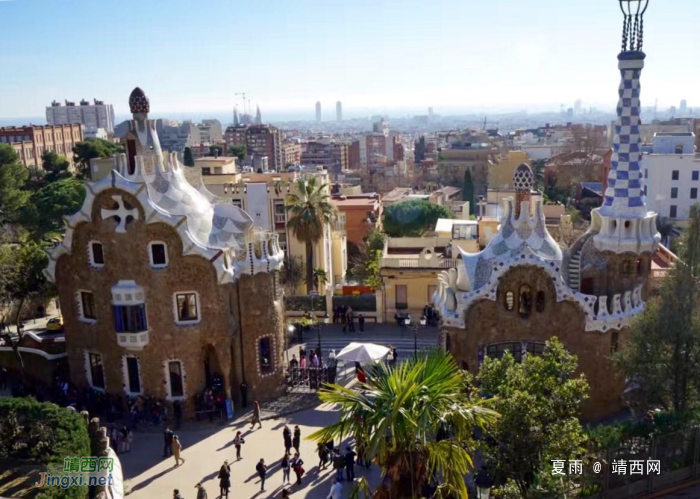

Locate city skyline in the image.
[0,0,697,120]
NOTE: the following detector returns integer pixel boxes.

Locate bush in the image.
[332,294,377,312]
[284,295,326,312]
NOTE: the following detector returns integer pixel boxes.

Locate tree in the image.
[0,144,30,223]
[41,151,71,183]
[228,144,246,162]
[616,205,700,414]
[285,176,336,293]
[313,268,328,291]
[656,216,681,247]
[183,146,195,167]
[307,350,498,499]
[20,178,86,239]
[531,159,546,193]
[383,199,454,237]
[280,256,305,295]
[463,170,475,216]
[477,338,589,497]
[72,138,123,176]
[0,234,53,373]
[349,229,386,286]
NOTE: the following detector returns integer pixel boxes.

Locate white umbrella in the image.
[335,342,390,363]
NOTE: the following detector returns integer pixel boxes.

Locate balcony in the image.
[274,213,286,224]
[116,330,150,351]
[381,258,460,269]
[333,221,346,232]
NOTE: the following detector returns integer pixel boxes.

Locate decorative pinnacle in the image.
[619,0,649,53]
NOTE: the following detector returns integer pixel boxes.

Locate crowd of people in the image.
[332,305,367,333]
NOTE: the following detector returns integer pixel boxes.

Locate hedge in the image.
[332,294,377,312]
[284,295,327,312]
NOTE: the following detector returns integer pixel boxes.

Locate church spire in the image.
[255,105,262,125]
[233,107,239,126]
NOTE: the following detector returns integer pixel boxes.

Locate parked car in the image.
[46,317,64,331]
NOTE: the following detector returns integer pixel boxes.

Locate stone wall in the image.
[444,265,625,421]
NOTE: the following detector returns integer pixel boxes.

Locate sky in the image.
[0,0,698,120]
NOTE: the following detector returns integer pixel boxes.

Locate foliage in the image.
[349,230,386,286]
[183,146,195,167]
[41,151,72,183]
[228,144,246,161]
[72,138,123,176]
[284,294,326,312]
[462,170,475,215]
[0,144,30,223]
[313,267,328,290]
[477,338,589,497]
[383,200,454,237]
[285,176,336,292]
[308,349,498,499]
[331,294,377,312]
[280,256,305,295]
[656,216,681,247]
[20,178,85,239]
[531,159,546,193]
[615,205,700,414]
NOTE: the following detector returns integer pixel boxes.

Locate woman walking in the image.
[218,461,231,498]
[233,430,245,460]
[280,452,291,484]
[292,425,301,453]
[291,452,305,486]
[171,435,185,466]
[317,442,330,470]
[283,425,292,454]
[250,401,262,429]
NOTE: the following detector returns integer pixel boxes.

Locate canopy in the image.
[335,342,390,363]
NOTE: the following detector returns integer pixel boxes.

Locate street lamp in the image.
[404,316,427,361]
[286,325,294,366]
[475,469,493,499]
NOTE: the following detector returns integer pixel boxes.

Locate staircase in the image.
[568,248,582,291]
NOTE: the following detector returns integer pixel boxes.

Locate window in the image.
[126,357,141,394]
[671,187,678,199]
[693,171,699,181]
[80,291,96,320]
[670,205,678,218]
[526,342,546,356]
[168,361,184,397]
[675,144,683,154]
[672,170,679,181]
[692,188,698,200]
[486,343,522,363]
[535,291,545,313]
[90,242,104,267]
[175,293,199,323]
[505,291,514,311]
[88,352,105,389]
[610,332,619,354]
[113,304,147,332]
[395,285,407,310]
[428,285,438,303]
[149,242,168,268]
[259,338,272,372]
[201,167,211,175]
[518,285,532,318]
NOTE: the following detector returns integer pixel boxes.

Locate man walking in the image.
[256,458,268,492]
[195,482,208,499]
[345,446,356,481]
[163,427,174,458]
[327,478,342,499]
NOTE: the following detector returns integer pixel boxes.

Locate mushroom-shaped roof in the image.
[129,87,149,114]
[513,163,534,191]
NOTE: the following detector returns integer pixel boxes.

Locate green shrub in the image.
[332,294,377,312]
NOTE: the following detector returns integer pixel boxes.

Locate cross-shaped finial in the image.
[101,195,139,233]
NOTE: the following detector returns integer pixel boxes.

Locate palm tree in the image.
[286,176,336,293]
[530,159,546,193]
[307,349,498,499]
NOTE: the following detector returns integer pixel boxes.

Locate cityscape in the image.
[1,1,700,499]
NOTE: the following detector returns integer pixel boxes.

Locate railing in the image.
[274,213,286,224]
[116,330,149,351]
[651,269,669,279]
[381,258,460,269]
[333,221,346,231]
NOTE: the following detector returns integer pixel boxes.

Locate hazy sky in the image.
[0,0,697,119]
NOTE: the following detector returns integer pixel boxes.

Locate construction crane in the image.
[234,92,247,114]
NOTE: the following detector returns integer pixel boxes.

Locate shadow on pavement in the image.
[128,465,177,493]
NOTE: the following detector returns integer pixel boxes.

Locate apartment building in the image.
[159,122,201,154]
[46,99,115,134]
[301,141,348,175]
[199,119,223,143]
[0,124,83,168]
[331,193,382,247]
[223,125,284,171]
[282,142,302,166]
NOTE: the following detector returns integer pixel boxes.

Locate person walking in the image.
[250,400,262,429]
[233,430,245,460]
[163,427,174,458]
[332,449,345,482]
[358,314,365,332]
[172,435,185,466]
[283,425,292,454]
[392,347,398,366]
[291,452,305,485]
[256,458,268,492]
[317,442,330,470]
[195,482,208,499]
[281,452,291,484]
[292,425,301,453]
[327,478,342,499]
[218,461,231,498]
[345,446,357,481]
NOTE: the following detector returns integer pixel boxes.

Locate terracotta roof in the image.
[332,197,378,208]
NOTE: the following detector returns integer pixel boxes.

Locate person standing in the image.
[358,314,365,332]
[327,478,342,499]
[347,310,355,332]
[283,425,292,454]
[281,452,291,484]
[163,427,174,458]
[333,449,345,482]
[317,442,330,470]
[218,461,231,498]
[172,435,185,466]
[195,482,208,499]
[291,452,305,485]
[292,425,301,453]
[256,458,268,492]
[345,446,356,481]
[233,430,245,460]
[250,400,262,429]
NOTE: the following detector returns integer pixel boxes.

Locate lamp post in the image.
[404,315,427,361]
[286,325,294,366]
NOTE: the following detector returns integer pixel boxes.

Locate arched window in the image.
[536,291,545,313]
[505,291,514,311]
[519,285,532,318]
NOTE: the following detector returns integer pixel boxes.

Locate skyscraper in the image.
[255,105,262,125]
[233,108,239,126]
[336,101,342,122]
[315,101,322,122]
[46,98,115,133]
[680,99,688,115]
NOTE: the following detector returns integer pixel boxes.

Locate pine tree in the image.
[183,147,195,167]
[463,170,475,216]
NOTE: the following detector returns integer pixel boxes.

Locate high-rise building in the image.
[199,119,223,143]
[574,99,583,115]
[315,101,322,122]
[246,124,284,171]
[301,141,349,175]
[336,101,342,122]
[255,105,262,125]
[233,108,240,126]
[46,99,115,134]
[680,99,688,115]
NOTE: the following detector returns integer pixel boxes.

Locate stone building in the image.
[44,88,286,415]
[434,27,660,420]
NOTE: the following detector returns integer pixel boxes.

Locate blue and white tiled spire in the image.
[592,0,659,254]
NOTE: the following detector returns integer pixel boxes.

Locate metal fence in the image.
[285,366,340,392]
